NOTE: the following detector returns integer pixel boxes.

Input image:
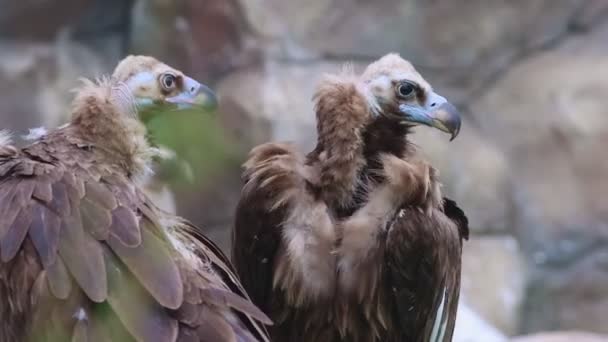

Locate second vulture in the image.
[233,53,469,342]
[0,56,270,342]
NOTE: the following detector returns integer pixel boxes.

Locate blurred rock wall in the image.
[1,0,608,340]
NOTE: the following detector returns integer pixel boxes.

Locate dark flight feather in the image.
[45,254,72,300]
[29,202,61,267]
[103,244,179,342]
[109,206,141,247]
[0,207,32,261]
[108,223,183,310]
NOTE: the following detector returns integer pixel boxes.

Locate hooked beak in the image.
[165,76,218,111]
[398,92,462,141]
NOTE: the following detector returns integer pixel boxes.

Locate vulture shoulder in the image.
[0,135,270,342]
[336,154,469,342]
[233,142,335,333]
[233,142,304,309]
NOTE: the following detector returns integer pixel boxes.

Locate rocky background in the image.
[1,1,608,341]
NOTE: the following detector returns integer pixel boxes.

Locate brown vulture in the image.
[0,56,270,342]
[233,53,469,342]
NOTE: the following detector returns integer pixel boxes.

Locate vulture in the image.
[233,53,469,342]
[0,56,270,342]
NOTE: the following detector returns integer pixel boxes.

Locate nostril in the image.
[430,102,437,107]
[190,86,197,93]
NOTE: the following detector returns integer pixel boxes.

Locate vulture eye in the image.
[397,82,416,98]
[161,74,177,90]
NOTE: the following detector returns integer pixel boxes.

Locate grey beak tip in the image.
[435,102,461,141]
[450,121,461,141]
[449,131,457,141]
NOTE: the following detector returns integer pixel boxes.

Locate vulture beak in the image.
[398,92,462,140]
[166,76,218,111]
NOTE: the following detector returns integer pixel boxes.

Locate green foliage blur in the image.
[142,107,239,190]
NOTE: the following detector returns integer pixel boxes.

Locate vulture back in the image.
[0,130,270,341]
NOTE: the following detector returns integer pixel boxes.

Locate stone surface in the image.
[471,19,608,262]
[217,61,362,152]
[572,1,608,30]
[239,0,587,100]
[411,124,513,234]
[0,41,106,134]
[471,19,608,335]
[512,331,608,342]
[460,236,527,335]
[0,0,92,40]
[0,0,131,62]
[522,248,608,334]
[453,302,508,342]
[240,0,579,62]
[130,0,255,83]
[70,0,134,61]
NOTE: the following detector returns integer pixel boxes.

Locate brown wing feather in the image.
[0,141,270,342]
[32,177,53,203]
[233,143,310,307]
[47,181,71,216]
[233,188,284,314]
[103,244,179,342]
[439,197,468,341]
[29,201,62,267]
[170,218,272,341]
[385,205,465,342]
[108,220,183,309]
[110,206,141,246]
[45,254,72,300]
[233,143,323,341]
[80,197,112,240]
[1,137,268,342]
[57,207,107,303]
[0,206,33,261]
[193,307,238,342]
[0,183,23,237]
[86,302,135,342]
[442,197,469,241]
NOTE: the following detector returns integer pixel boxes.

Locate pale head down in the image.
[67,55,218,179]
[362,53,461,140]
[112,55,217,114]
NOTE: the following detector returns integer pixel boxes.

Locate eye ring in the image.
[397,82,416,98]
[161,74,177,90]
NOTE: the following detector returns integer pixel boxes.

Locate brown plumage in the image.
[0,56,270,342]
[233,54,468,342]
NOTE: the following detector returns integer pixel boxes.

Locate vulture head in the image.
[67,55,218,179]
[111,55,218,115]
[361,53,461,140]
[312,53,462,210]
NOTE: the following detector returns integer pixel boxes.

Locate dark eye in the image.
[397,82,415,98]
[161,74,176,90]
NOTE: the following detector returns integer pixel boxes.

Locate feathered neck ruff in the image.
[68,78,154,179]
[308,71,413,215]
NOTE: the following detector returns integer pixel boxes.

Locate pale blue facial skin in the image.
[398,91,462,140]
[129,72,217,113]
[165,77,217,110]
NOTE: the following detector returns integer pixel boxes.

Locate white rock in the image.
[453,301,508,342]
